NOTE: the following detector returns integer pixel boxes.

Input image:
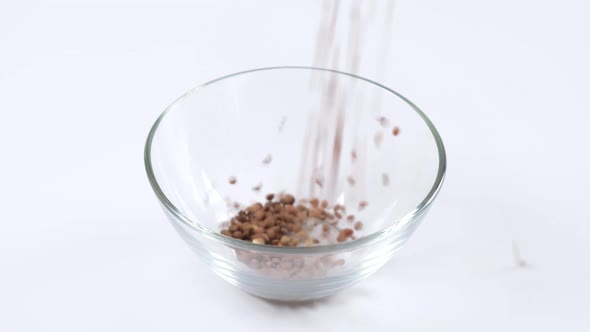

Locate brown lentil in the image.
[252,238,265,245]
[347,176,356,186]
[280,236,291,246]
[247,203,263,213]
[228,176,237,184]
[393,126,400,136]
[315,178,324,188]
[337,228,354,242]
[310,198,319,208]
[359,201,368,210]
[280,194,295,205]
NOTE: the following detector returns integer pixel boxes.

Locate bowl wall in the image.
[145,67,446,301]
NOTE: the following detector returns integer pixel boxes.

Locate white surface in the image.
[1,0,589,331]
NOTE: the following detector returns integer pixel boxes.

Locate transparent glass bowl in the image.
[144,67,446,301]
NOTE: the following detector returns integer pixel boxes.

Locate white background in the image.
[1,0,589,331]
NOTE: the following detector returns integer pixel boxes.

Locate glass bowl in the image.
[144,67,446,301]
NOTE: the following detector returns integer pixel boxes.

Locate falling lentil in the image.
[315,178,324,188]
[354,221,363,230]
[347,175,356,186]
[378,116,390,127]
[358,201,368,210]
[382,173,390,186]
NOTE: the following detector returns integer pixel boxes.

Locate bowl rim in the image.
[144,66,447,254]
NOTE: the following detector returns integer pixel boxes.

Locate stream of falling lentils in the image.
[215,3,400,278]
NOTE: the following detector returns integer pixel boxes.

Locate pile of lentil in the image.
[220,193,362,247]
